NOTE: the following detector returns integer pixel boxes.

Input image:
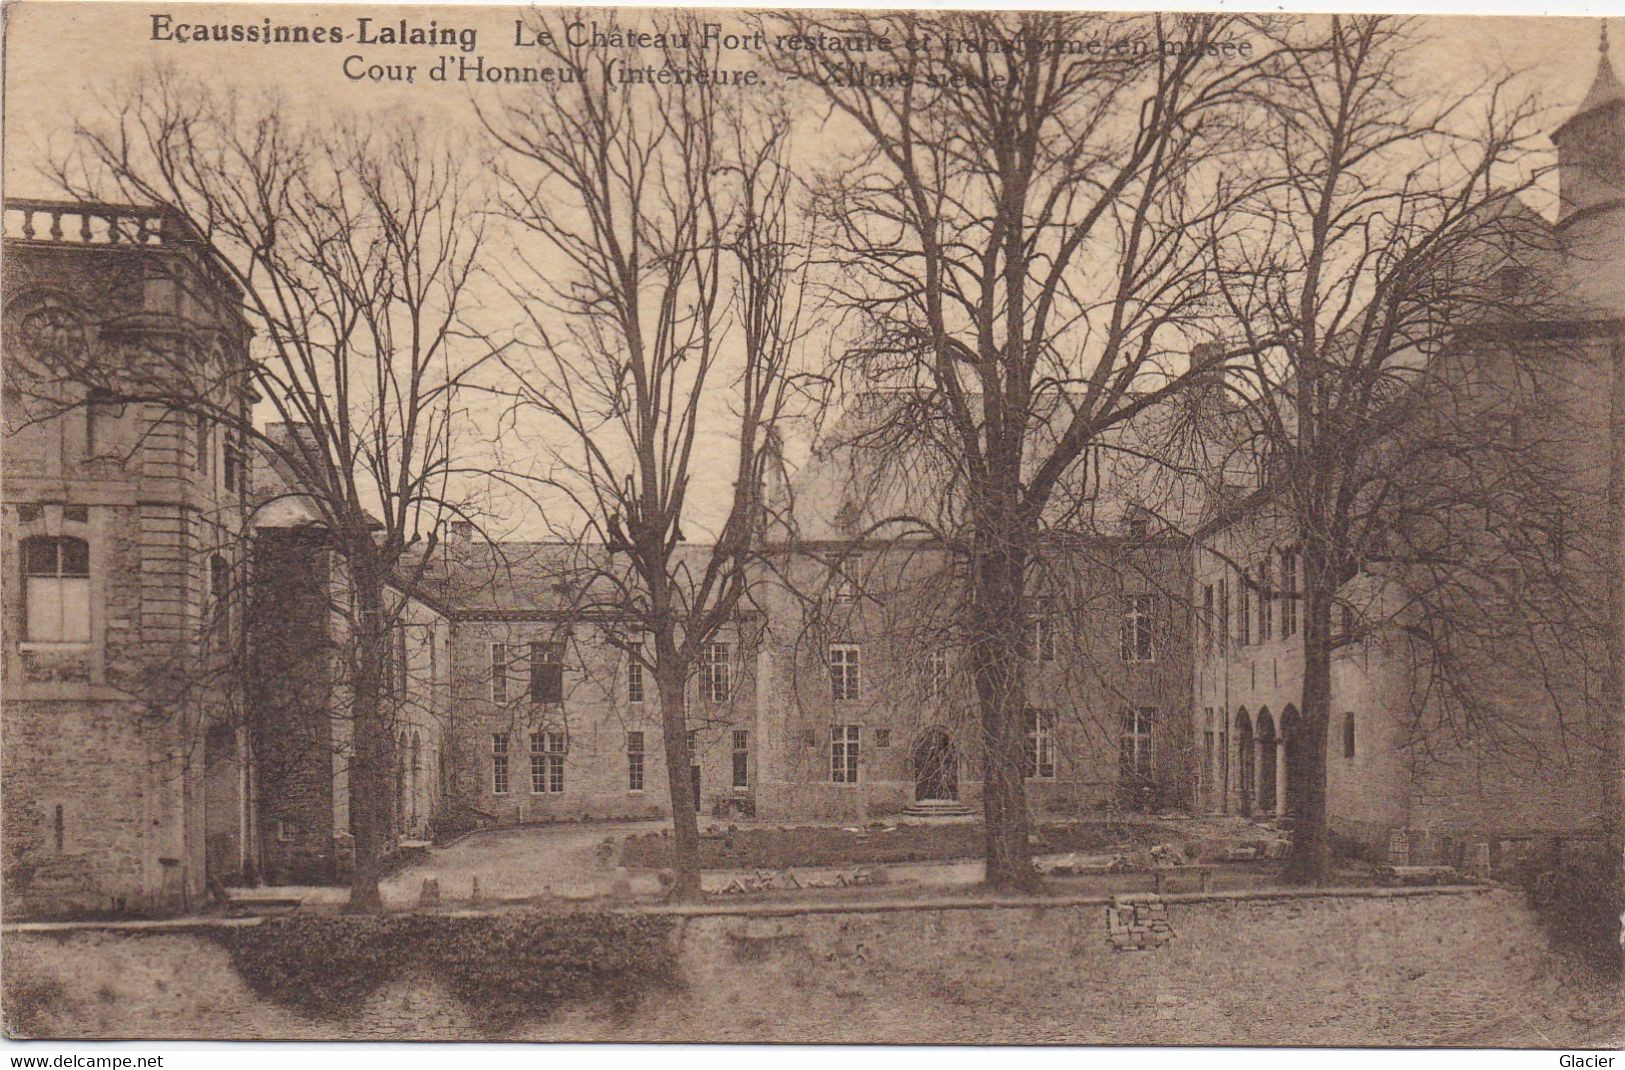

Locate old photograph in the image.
[0,0,1621,1048]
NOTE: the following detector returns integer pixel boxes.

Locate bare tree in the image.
[1204,14,1606,883]
[41,71,490,910]
[773,10,1271,888]
[478,11,811,899]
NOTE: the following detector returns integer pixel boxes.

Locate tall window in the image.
[1029,613,1056,661]
[830,724,860,783]
[207,553,231,645]
[1257,560,1273,642]
[702,641,731,702]
[1120,595,1154,662]
[831,555,856,604]
[1343,712,1356,759]
[531,731,565,792]
[392,626,408,694]
[1024,708,1056,779]
[927,649,948,699]
[626,658,644,704]
[830,643,861,700]
[530,640,564,704]
[490,643,510,703]
[627,731,645,791]
[1202,708,1215,801]
[1218,577,1230,649]
[85,389,122,460]
[194,411,210,475]
[1201,584,1215,653]
[1119,707,1155,779]
[491,733,510,794]
[1281,549,1299,637]
[223,433,242,493]
[1238,572,1252,646]
[21,535,90,643]
[732,730,749,788]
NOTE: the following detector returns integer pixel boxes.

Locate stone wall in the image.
[3,889,1618,1045]
[3,219,253,916]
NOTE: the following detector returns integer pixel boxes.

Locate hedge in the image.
[210,910,680,1023]
[1519,854,1623,975]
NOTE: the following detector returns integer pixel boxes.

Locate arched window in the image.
[21,535,90,643]
[410,732,422,826]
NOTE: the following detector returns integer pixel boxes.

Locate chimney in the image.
[447,520,475,543]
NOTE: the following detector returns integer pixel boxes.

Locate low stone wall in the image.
[3,889,1619,1045]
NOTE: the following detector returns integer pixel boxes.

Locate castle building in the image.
[2,201,256,915]
[1190,35,1625,864]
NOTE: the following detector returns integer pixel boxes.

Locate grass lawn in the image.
[619,819,1182,870]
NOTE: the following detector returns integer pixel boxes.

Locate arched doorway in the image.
[1279,705,1301,817]
[912,728,958,802]
[1256,709,1277,815]
[1235,709,1254,815]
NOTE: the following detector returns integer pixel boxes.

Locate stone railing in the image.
[4,198,242,305]
[3,198,194,247]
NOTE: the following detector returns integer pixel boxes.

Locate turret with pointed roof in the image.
[1552,22,1625,225]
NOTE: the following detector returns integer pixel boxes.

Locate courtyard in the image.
[263,812,1353,912]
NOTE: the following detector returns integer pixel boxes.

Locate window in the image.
[1120,595,1153,662]
[1024,708,1056,779]
[531,731,565,793]
[223,434,242,493]
[1119,707,1154,779]
[927,649,948,698]
[732,730,749,789]
[830,643,860,700]
[831,555,856,604]
[193,409,209,471]
[831,724,860,783]
[491,643,510,703]
[1343,712,1356,759]
[392,626,408,694]
[21,535,90,643]
[208,554,229,602]
[627,731,645,791]
[530,641,564,704]
[207,554,231,641]
[1029,613,1055,661]
[627,658,644,704]
[85,389,123,459]
[1280,549,1298,637]
[1126,515,1149,540]
[702,642,731,702]
[1238,573,1251,646]
[1257,561,1273,642]
[1201,584,1215,652]
[491,734,510,794]
[875,728,891,749]
[1202,708,1215,799]
[1218,577,1230,649]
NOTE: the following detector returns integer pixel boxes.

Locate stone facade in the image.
[2,201,254,916]
[1190,49,1625,860]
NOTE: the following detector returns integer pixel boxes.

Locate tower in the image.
[1553,23,1625,312]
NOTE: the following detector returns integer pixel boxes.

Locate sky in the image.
[2,3,1617,538]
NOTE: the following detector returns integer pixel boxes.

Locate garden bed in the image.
[620,819,1184,870]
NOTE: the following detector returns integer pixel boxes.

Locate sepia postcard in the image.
[1,0,1622,1050]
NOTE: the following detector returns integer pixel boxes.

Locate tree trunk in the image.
[654,648,702,901]
[971,536,1039,892]
[346,553,389,913]
[1285,574,1333,885]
